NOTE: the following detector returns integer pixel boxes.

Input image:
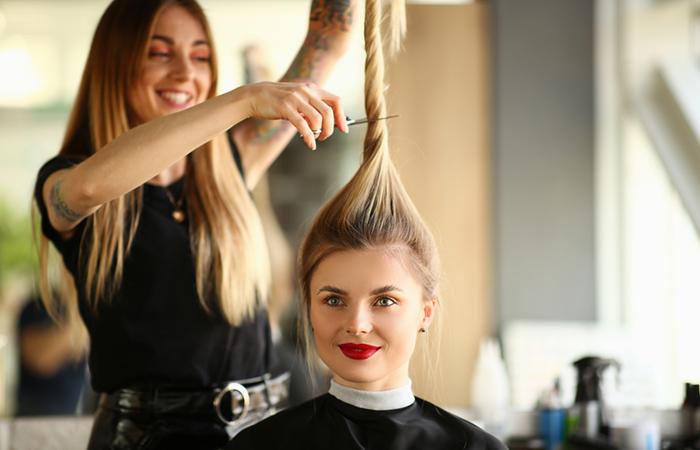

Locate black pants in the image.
[87,405,230,450]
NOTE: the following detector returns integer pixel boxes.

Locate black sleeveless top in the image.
[34,133,272,393]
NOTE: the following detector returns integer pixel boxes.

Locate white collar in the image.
[328,379,415,411]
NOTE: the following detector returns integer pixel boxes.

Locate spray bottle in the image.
[566,356,620,446]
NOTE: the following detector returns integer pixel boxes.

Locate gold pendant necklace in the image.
[163,185,185,223]
[171,209,185,223]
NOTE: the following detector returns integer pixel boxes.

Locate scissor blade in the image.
[299,114,400,139]
[347,114,399,126]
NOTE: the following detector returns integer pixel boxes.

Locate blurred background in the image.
[1,0,700,447]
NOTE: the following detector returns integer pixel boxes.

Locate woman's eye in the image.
[324,296,343,307]
[149,51,171,60]
[193,55,211,63]
[375,297,397,307]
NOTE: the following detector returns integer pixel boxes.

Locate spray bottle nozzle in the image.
[572,356,620,403]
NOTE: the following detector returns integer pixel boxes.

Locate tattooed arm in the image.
[42,169,99,238]
[39,4,357,233]
[282,0,355,83]
[234,0,356,189]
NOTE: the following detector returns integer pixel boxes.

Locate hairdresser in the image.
[32,0,355,448]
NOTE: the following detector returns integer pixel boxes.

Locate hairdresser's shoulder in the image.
[37,154,86,179]
[414,397,508,450]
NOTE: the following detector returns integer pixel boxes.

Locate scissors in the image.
[302,115,399,137]
[344,114,399,127]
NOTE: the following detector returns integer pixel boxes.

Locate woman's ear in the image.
[421,297,438,331]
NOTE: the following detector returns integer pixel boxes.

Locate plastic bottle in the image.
[681,383,700,440]
[537,378,566,450]
[470,338,510,440]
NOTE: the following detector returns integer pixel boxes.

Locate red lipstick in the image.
[338,343,381,360]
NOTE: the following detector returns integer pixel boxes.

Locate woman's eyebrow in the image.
[316,285,347,295]
[370,285,402,295]
[316,285,402,295]
[151,35,210,47]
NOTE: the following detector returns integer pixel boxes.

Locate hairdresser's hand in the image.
[244,81,348,150]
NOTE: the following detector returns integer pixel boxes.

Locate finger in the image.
[297,86,328,134]
[287,109,317,150]
[309,96,335,141]
[296,100,323,139]
[319,92,348,133]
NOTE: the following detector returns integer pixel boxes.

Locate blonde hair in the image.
[297,0,440,382]
[36,0,269,351]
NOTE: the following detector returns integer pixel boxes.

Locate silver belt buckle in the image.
[213,382,250,425]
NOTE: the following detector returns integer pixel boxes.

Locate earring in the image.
[419,327,426,333]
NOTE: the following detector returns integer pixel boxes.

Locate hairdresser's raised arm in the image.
[283,0,356,82]
[234,0,357,188]
[42,82,337,234]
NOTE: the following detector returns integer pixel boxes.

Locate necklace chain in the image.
[163,185,186,223]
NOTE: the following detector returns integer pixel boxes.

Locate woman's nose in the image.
[171,54,194,80]
[345,306,372,335]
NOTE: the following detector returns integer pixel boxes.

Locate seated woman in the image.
[225,0,507,449]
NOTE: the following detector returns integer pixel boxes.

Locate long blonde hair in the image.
[298,0,440,376]
[36,0,269,349]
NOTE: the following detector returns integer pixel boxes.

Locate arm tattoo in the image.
[310,0,353,32]
[284,0,353,82]
[50,179,83,222]
[283,36,327,82]
[250,119,292,145]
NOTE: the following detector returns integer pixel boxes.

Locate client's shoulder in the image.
[414,397,508,450]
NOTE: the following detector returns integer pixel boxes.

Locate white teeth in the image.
[159,91,191,105]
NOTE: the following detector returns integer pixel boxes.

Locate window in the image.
[611,0,700,408]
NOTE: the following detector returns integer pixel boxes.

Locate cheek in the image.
[135,64,161,89]
[309,305,335,347]
[389,327,419,367]
[129,70,157,108]
[379,311,420,352]
[127,89,146,121]
[196,67,212,96]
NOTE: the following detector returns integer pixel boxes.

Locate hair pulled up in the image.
[298,0,439,326]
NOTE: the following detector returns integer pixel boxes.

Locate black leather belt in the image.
[100,372,290,426]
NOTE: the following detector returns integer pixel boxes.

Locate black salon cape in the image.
[225,393,507,450]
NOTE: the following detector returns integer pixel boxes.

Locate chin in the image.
[334,366,385,389]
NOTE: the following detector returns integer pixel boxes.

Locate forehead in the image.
[151,5,208,43]
[311,248,422,295]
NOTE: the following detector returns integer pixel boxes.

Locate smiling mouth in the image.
[158,90,193,107]
[338,343,381,360]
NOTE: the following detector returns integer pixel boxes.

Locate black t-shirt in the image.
[226,394,508,450]
[33,136,272,393]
